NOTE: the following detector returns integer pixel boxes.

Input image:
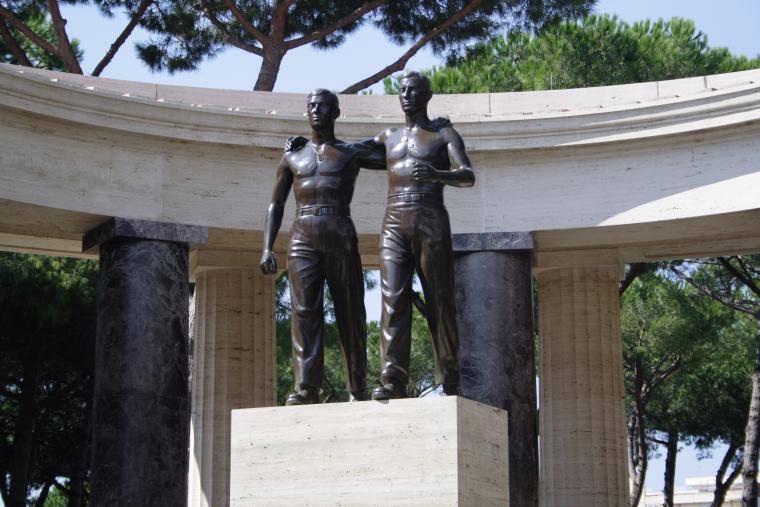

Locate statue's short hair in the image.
[399,70,431,94]
[308,88,339,110]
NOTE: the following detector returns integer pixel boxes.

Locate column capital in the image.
[533,247,625,280]
[452,231,533,253]
[83,217,208,253]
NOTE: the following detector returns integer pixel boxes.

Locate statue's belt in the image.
[387,192,441,204]
[295,205,350,217]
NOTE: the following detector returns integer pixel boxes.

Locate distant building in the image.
[645,477,749,506]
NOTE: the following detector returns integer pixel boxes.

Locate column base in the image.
[230,397,509,506]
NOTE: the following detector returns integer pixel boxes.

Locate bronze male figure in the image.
[366,71,476,400]
[260,89,380,405]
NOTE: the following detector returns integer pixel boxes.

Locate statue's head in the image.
[307,89,340,129]
[398,70,432,114]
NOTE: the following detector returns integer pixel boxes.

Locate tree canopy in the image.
[0,0,156,75]
[0,6,82,70]
[137,0,595,91]
[384,14,760,94]
[0,253,98,507]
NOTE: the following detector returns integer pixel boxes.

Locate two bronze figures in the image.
[260,71,475,405]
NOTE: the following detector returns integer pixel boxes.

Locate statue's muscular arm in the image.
[412,127,475,187]
[350,131,389,170]
[260,153,294,274]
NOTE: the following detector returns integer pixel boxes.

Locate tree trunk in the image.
[741,316,760,506]
[67,429,89,507]
[630,359,648,507]
[253,47,285,91]
[663,429,679,507]
[712,442,740,507]
[8,361,39,507]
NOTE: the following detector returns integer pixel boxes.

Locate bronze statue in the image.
[260,89,381,405]
[365,71,476,400]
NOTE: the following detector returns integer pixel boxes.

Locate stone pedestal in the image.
[188,251,277,507]
[83,217,207,506]
[230,397,509,506]
[535,264,628,507]
[453,232,538,507]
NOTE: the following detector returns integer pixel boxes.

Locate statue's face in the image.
[307,93,338,129]
[399,77,431,114]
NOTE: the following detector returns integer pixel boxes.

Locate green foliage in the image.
[138,0,594,81]
[384,15,760,94]
[620,265,755,497]
[136,0,223,74]
[42,485,68,506]
[0,252,97,505]
[623,270,752,447]
[0,8,83,70]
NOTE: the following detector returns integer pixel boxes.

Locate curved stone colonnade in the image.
[2,62,760,506]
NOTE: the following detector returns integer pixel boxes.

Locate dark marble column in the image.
[83,218,207,507]
[453,232,537,507]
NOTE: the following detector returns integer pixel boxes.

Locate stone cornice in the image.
[2,64,760,151]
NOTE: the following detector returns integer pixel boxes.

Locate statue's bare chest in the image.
[290,145,352,178]
[387,128,445,163]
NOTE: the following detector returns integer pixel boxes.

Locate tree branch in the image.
[221,0,269,46]
[646,356,682,395]
[199,0,263,55]
[46,0,83,73]
[619,262,647,296]
[0,5,60,56]
[341,0,484,93]
[0,17,32,66]
[668,264,754,315]
[286,0,387,49]
[271,0,295,42]
[723,256,760,299]
[91,0,154,75]
[716,442,738,484]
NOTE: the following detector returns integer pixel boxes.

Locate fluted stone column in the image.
[83,218,207,507]
[453,232,538,507]
[536,262,628,507]
[188,251,277,507]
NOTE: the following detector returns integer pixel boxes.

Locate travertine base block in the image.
[188,268,277,507]
[230,396,509,506]
[536,267,628,507]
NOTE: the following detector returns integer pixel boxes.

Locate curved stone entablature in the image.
[1,63,760,263]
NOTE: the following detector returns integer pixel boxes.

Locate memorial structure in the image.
[2,62,760,506]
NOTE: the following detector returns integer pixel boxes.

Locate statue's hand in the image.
[285,136,309,153]
[412,161,439,183]
[259,250,277,274]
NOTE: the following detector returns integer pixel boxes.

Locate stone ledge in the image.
[83,217,208,253]
[230,396,509,506]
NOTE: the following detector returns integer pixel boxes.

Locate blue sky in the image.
[60,0,760,93]
[54,0,760,496]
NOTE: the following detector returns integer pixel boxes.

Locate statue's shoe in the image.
[370,383,408,401]
[285,388,319,406]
